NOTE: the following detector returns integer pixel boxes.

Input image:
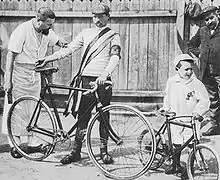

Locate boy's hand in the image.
[158,108,166,114]
[35,58,46,68]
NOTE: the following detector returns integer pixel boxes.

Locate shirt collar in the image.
[173,73,195,84]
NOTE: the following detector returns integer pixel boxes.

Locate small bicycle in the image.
[7,67,156,180]
[138,110,220,180]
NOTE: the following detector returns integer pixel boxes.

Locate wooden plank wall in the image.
[0,0,183,95]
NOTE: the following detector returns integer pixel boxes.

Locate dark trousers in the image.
[203,70,220,126]
[72,76,112,151]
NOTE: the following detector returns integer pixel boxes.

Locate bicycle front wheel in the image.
[86,104,156,180]
[7,96,57,161]
[187,144,220,180]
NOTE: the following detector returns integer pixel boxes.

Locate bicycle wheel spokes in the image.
[7,96,56,161]
[87,104,156,180]
[139,129,166,170]
[187,144,220,180]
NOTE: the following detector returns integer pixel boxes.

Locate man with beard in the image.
[188,6,220,136]
[3,7,67,158]
[36,3,121,165]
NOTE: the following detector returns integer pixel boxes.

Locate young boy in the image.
[159,54,210,177]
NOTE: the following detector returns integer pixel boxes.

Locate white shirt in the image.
[8,19,58,64]
[53,26,121,76]
[163,74,210,116]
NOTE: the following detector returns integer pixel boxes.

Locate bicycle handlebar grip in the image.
[83,81,113,95]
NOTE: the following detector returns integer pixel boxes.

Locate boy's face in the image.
[177,61,194,80]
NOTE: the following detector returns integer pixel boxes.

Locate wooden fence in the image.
[0,0,219,98]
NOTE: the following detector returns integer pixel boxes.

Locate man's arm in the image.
[55,36,68,48]
[36,32,83,67]
[0,24,9,50]
[193,81,210,116]
[96,34,121,85]
[187,29,201,58]
[4,50,17,92]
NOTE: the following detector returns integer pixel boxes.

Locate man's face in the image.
[92,13,109,28]
[204,12,219,30]
[177,61,194,80]
[39,18,55,35]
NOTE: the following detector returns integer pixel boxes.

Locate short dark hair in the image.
[37,7,55,22]
[176,60,194,71]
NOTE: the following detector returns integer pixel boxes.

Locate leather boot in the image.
[100,146,113,164]
[10,147,22,159]
[60,148,81,164]
[60,129,85,164]
[165,144,182,174]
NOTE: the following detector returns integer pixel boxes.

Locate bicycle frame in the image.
[156,115,198,160]
[27,73,121,144]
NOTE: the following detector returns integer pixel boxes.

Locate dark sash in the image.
[63,27,117,117]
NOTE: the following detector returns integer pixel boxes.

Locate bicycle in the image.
[138,110,220,180]
[7,66,156,180]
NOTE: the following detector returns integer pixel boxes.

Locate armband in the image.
[110,45,121,59]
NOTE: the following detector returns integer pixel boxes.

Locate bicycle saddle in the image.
[35,67,59,75]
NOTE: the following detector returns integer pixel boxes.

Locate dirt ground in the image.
[0,114,220,180]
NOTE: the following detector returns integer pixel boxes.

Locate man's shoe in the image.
[100,151,113,164]
[10,147,23,159]
[27,144,51,154]
[60,151,81,164]
[202,126,220,136]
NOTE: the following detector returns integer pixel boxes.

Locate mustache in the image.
[41,28,50,35]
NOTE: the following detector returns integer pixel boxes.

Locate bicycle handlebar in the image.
[157,110,203,122]
[83,81,113,95]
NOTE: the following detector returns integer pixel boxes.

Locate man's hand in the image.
[96,71,109,85]
[35,58,46,68]
[57,37,68,48]
[192,112,203,122]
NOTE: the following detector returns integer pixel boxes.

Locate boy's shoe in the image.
[180,168,189,180]
[165,165,183,175]
[60,151,81,164]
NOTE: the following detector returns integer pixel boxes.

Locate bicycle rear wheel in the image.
[86,104,156,180]
[187,144,220,180]
[7,96,57,161]
[139,129,166,170]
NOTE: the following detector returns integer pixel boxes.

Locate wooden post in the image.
[176,0,186,53]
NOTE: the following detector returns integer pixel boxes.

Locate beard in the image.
[41,28,50,35]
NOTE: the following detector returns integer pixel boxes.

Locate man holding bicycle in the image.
[3,7,68,159]
[36,3,121,165]
[159,54,210,179]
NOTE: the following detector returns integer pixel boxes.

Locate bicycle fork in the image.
[96,103,123,146]
[191,120,208,171]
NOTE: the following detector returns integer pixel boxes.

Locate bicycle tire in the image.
[187,144,220,180]
[86,104,156,180]
[138,129,166,170]
[7,96,57,161]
